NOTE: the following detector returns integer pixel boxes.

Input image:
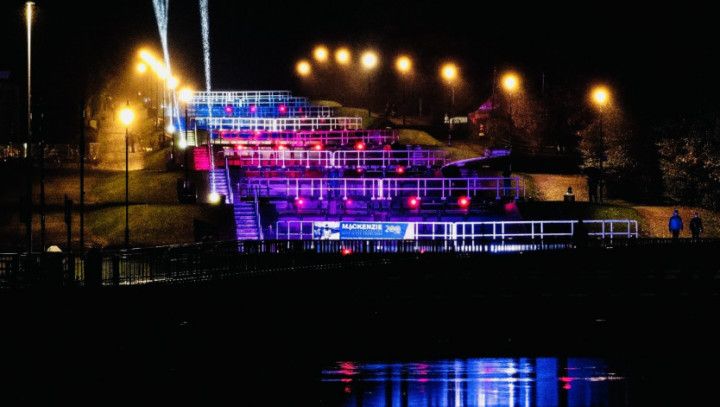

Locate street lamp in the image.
[501,71,521,95]
[179,87,194,182]
[590,84,611,203]
[395,55,413,125]
[440,62,459,145]
[119,103,135,248]
[361,50,379,117]
[25,1,35,253]
[296,60,312,77]
[313,45,329,63]
[335,47,351,65]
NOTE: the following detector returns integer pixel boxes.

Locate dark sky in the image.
[1,0,719,137]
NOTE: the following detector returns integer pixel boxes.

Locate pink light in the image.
[354,141,365,151]
[345,199,353,205]
[224,105,233,115]
[458,196,470,208]
[249,105,257,113]
[396,166,405,174]
[356,167,363,174]
[341,248,352,256]
[313,144,323,151]
[278,105,287,114]
[408,196,420,208]
[295,197,305,207]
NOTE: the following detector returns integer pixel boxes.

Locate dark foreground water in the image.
[321,358,626,406]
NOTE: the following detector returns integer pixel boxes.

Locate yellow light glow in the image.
[296,60,312,76]
[360,51,379,70]
[591,85,611,107]
[179,87,194,103]
[396,55,412,74]
[167,76,179,90]
[441,63,458,83]
[313,46,329,63]
[335,48,351,65]
[208,191,221,204]
[119,107,134,127]
[136,62,147,74]
[501,72,521,94]
[166,124,176,134]
[178,139,188,149]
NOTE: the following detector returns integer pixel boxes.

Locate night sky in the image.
[1,0,718,137]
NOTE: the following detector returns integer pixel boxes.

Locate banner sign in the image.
[312,221,415,240]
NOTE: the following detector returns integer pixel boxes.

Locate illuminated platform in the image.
[222,149,447,169]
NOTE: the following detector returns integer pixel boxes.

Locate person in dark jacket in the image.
[690,212,703,242]
[668,209,683,241]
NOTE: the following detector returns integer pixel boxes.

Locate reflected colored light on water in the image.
[321,357,625,406]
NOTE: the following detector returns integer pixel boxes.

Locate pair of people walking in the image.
[668,209,703,241]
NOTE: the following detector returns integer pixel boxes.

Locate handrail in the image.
[275,219,640,241]
[254,186,264,240]
[224,156,234,204]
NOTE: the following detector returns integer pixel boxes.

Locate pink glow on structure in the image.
[249,105,257,113]
[278,105,287,114]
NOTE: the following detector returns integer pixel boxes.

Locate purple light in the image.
[224,105,233,115]
[278,105,287,114]
[250,105,257,113]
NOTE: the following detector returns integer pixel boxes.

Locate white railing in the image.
[275,219,639,241]
[201,117,363,131]
[246,177,524,200]
[222,149,447,169]
[212,129,399,146]
[191,90,305,106]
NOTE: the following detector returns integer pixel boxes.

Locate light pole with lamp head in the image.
[360,50,379,118]
[440,62,459,146]
[590,85,611,203]
[119,104,134,248]
[500,71,521,171]
[395,55,413,125]
[179,87,194,182]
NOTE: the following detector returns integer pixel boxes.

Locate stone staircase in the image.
[233,200,261,240]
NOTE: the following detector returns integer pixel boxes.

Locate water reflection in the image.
[321,358,626,406]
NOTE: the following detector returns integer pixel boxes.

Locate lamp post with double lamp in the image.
[119,104,134,249]
[440,62,459,145]
[590,85,611,203]
[360,50,379,117]
[395,55,413,125]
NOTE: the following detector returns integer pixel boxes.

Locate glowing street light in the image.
[313,45,329,63]
[395,55,413,75]
[335,47,351,65]
[208,191,221,204]
[119,103,134,248]
[179,87,193,103]
[296,59,312,77]
[136,62,148,74]
[441,62,458,84]
[360,50,379,70]
[501,71,521,94]
[591,85,611,108]
[167,76,179,90]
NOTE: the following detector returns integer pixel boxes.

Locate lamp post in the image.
[500,71,521,171]
[179,88,194,182]
[395,55,413,125]
[590,85,611,203]
[119,104,134,248]
[361,50,379,117]
[440,62,459,146]
[25,1,34,253]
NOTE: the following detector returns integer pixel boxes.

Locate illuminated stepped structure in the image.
[181,90,638,244]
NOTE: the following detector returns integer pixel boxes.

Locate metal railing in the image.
[212,129,399,146]
[245,177,524,200]
[275,219,639,241]
[223,149,447,169]
[200,117,363,132]
[224,156,234,204]
[254,188,264,240]
[191,105,335,118]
